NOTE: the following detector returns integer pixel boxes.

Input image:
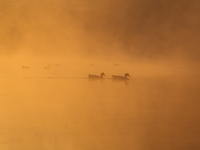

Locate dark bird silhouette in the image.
[22,65,29,69]
[88,72,106,78]
[112,73,130,80]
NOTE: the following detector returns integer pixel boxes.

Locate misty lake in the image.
[0,75,200,150]
[1,0,200,149]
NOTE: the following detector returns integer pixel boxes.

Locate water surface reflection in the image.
[0,76,200,150]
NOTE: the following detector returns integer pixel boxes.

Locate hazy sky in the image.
[1,0,200,60]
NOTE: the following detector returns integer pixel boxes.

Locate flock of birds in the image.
[21,64,130,80]
[88,72,130,80]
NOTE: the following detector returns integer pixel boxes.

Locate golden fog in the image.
[1,0,200,77]
[1,0,200,59]
[1,1,200,150]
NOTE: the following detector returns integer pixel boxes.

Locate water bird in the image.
[88,72,106,78]
[44,65,51,69]
[114,63,120,66]
[112,73,130,80]
[22,65,29,69]
[89,64,94,67]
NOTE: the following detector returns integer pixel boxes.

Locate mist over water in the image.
[1,56,200,150]
[1,73,200,150]
[1,0,200,150]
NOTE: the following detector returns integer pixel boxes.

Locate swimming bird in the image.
[88,72,106,78]
[112,73,130,80]
[22,65,29,69]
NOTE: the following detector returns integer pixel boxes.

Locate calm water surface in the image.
[0,76,200,150]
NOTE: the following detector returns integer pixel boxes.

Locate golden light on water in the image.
[1,0,200,150]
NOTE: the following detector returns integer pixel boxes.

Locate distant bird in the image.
[114,64,120,66]
[112,73,130,80]
[88,72,106,78]
[44,66,51,69]
[89,64,94,67]
[22,65,29,69]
